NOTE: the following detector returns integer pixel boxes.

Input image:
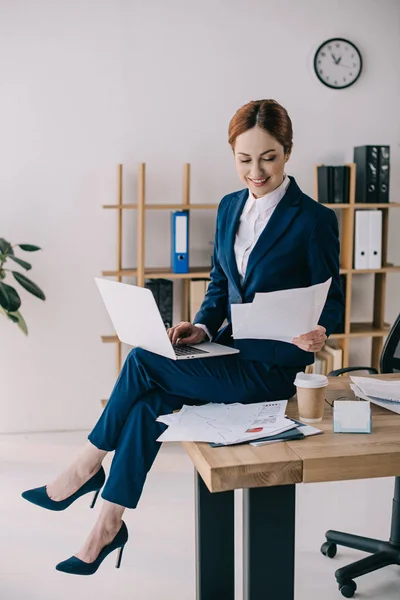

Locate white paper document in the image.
[350,376,400,403]
[156,400,292,445]
[350,380,400,415]
[231,278,332,343]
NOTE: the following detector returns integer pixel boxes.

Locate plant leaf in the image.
[0,281,22,311]
[18,244,41,252]
[8,255,32,270]
[11,309,28,334]
[0,238,14,255]
[0,306,29,334]
[12,271,46,300]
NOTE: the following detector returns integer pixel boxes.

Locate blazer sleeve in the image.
[192,200,229,339]
[307,208,345,337]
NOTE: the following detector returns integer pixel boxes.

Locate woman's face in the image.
[233,126,291,198]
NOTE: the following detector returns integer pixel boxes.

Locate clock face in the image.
[314,38,362,89]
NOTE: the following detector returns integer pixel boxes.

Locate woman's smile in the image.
[248,176,270,187]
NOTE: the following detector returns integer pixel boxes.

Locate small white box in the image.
[333,400,372,433]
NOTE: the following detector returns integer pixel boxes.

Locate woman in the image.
[22,99,344,575]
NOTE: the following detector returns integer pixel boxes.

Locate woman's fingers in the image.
[169,322,191,344]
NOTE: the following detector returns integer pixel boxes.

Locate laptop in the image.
[95,278,239,361]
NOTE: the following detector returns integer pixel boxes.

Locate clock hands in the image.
[331,53,343,65]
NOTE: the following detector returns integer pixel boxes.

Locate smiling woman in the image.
[229,99,293,198]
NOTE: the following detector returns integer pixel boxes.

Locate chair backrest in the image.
[380,314,400,373]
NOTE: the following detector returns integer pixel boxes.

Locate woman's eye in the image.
[240,158,276,163]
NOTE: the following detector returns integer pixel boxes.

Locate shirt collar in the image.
[242,174,290,218]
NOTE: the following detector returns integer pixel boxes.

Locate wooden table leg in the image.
[195,470,234,600]
[243,484,296,600]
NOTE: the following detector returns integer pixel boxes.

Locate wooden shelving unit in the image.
[101,163,217,377]
[315,162,400,369]
[101,161,399,382]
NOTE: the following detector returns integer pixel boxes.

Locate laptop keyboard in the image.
[172,344,209,357]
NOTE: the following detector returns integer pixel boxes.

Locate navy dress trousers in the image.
[88,176,344,508]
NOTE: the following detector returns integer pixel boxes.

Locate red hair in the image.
[228,99,293,154]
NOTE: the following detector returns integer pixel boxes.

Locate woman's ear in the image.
[284,149,292,163]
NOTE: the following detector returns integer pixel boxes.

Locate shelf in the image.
[330,322,391,339]
[352,203,400,209]
[102,266,400,279]
[320,203,400,209]
[101,335,119,343]
[101,267,211,279]
[102,322,391,345]
[102,203,219,210]
[351,266,400,274]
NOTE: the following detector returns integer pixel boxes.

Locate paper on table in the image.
[231,278,332,342]
[351,383,400,415]
[350,376,400,403]
[156,402,265,444]
[156,400,290,445]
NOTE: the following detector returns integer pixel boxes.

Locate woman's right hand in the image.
[167,322,207,345]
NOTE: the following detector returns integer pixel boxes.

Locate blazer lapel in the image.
[224,188,248,295]
[242,176,302,287]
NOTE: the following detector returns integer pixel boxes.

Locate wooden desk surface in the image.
[182,374,400,493]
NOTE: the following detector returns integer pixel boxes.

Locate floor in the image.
[1,430,400,599]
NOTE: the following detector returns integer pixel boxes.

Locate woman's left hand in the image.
[292,325,327,353]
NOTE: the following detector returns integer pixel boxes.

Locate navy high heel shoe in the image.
[55,521,128,575]
[21,466,106,511]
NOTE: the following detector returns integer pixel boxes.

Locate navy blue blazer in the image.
[193,176,345,367]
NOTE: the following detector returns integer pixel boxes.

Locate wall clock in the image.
[314,38,362,89]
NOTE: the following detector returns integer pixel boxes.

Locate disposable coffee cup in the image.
[294,372,329,423]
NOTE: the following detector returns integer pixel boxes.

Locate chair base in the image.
[321,476,400,597]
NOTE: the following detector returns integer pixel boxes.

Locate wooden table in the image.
[182,374,400,600]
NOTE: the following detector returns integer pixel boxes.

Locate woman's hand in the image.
[292,325,327,353]
[167,322,207,345]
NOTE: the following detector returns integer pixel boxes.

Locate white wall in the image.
[0,0,399,433]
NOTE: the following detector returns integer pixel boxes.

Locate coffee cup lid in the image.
[294,372,329,388]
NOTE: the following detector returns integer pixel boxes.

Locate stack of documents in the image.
[156,400,297,446]
[231,278,331,342]
[350,376,400,414]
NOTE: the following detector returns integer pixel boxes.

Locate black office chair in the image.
[321,313,400,598]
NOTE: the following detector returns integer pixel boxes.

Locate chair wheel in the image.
[320,541,337,558]
[339,580,357,598]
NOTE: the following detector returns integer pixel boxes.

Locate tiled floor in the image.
[1,430,400,599]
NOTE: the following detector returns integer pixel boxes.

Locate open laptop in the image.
[95,277,239,360]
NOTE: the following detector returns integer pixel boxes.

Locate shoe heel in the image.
[90,489,100,509]
[115,545,125,569]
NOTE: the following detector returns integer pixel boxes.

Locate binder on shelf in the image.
[333,166,350,204]
[353,145,389,203]
[354,210,371,269]
[317,166,333,203]
[368,210,382,269]
[324,344,343,371]
[171,210,189,273]
[354,210,382,270]
[317,165,350,203]
[378,146,390,203]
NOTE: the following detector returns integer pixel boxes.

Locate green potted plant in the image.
[0,238,45,335]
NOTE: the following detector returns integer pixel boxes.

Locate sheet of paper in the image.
[350,376,400,403]
[231,278,331,342]
[156,400,290,444]
[156,402,266,444]
[351,383,400,415]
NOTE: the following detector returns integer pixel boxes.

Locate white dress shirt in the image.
[195,175,291,341]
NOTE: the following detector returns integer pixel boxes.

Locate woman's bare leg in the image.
[74,500,126,563]
[46,441,107,501]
